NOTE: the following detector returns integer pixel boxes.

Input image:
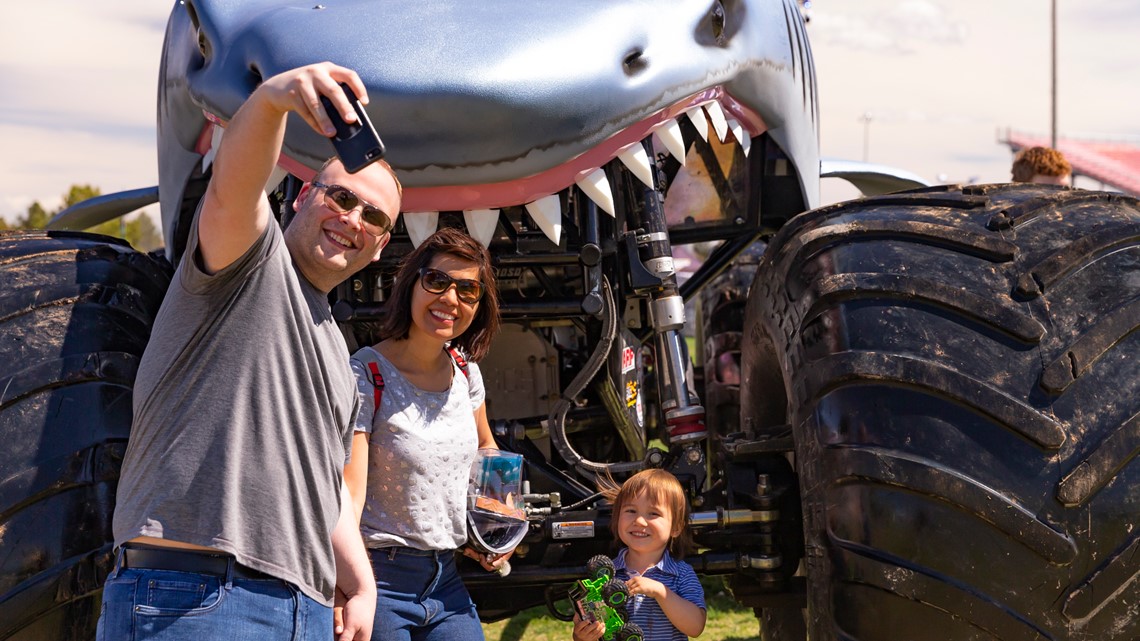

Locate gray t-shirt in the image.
[350,347,484,551]
[114,217,359,605]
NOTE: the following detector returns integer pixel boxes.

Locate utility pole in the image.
[1051,0,1058,148]
[860,112,873,162]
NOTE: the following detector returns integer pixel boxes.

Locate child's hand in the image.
[572,612,605,641]
[625,575,668,602]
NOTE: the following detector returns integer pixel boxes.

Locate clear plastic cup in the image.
[467,448,527,555]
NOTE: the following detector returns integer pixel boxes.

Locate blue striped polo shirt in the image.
[614,548,707,641]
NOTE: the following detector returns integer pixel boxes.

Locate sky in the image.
[1,0,1138,224]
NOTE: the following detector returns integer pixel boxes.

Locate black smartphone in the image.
[319,83,386,173]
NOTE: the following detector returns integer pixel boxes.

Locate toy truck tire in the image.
[602,578,630,607]
[615,622,644,641]
[586,554,616,582]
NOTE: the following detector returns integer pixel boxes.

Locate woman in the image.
[346,227,504,641]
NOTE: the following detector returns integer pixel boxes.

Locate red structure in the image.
[1003,130,1140,196]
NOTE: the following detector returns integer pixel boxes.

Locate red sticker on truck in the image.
[621,347,636,374]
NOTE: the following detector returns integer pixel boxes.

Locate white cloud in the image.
[811,0,966,54]
[0,2,167,222]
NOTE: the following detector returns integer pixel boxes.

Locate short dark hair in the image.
[379,227,500,361]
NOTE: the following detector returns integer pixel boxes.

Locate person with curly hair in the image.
[1011,146,1072,186]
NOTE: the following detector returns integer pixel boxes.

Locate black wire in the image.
[560,491,605,512]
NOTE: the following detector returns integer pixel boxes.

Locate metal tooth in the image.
[704,101,729,143]
[726,117,752,156]
[684,107,710,142]
[201,124,224,171]
[264,166,288,194]
[463,209,499,246]
[653,119,687,165]
[524,194,563,245]
[403,211,439,247]
[575,168,615,216]
[618,144,655,188]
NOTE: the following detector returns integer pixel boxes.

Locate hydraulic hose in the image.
[549,277,645,475]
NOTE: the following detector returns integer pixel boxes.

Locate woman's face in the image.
[409,253,482,344]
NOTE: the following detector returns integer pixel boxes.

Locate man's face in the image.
[285,159,401,292]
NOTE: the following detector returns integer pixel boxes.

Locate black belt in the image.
[120,545,278,581]
[370,546,444,560]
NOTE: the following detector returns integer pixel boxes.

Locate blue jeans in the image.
[96,553,331,640]
[370,547,483,641]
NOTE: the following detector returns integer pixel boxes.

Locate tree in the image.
[16,202,51,229]
[10,184,163,251]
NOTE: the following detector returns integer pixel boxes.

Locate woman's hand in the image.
[461,546,514,574]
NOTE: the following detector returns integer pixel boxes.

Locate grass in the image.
[482,576,760,640]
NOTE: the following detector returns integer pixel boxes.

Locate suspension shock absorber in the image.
[623,138,708,445]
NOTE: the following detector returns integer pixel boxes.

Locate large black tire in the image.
[700,240,770,438]
[745,184,1140,640]
[0,231,171,640]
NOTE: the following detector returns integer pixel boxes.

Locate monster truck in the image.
[4,1,1140,640]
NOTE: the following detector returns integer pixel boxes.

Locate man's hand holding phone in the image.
[319,83,386,174]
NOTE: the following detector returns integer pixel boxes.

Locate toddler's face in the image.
[617,490,674,556]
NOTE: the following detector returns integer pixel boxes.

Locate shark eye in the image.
[197,27,211,58]
[697,0,731,47]
[710,0,726,44]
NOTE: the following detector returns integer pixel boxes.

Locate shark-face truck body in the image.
[8,2,1140,640]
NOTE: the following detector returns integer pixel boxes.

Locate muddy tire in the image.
[745,185,1140,640]
[700,241,769,437]
[0,231,171,640]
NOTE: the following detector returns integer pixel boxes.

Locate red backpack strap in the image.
[448,347,470,380]
[367,360,385,413]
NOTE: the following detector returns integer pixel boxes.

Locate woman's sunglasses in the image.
[311,181,394,237]
[419,267,485,304]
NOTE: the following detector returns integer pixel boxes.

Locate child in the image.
[573,469,706,641]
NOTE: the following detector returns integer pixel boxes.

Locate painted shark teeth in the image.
[525,194,563,245]
[704,101,729,143]
[463,209,500,246]
[201,124,224,171]
[307,102,753,247]
[201,124,288,190]
[575,168,616,216]
[618,144,655,188]
[653,119,687,166]
[265,166,288,194]
[726,117,751,157]
[684,107,710,143]
[404,211,439,247]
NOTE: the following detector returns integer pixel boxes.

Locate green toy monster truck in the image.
[569,555,644,641]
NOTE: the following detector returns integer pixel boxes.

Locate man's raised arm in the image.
[197,63,369,274]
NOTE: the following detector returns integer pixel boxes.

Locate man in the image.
[1011,146,1072,186]
[97,63,397,640]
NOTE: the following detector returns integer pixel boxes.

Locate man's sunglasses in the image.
[311,181,394,237]
[419,267,485,304]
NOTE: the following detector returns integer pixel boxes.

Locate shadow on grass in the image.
[495,614,532,641]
